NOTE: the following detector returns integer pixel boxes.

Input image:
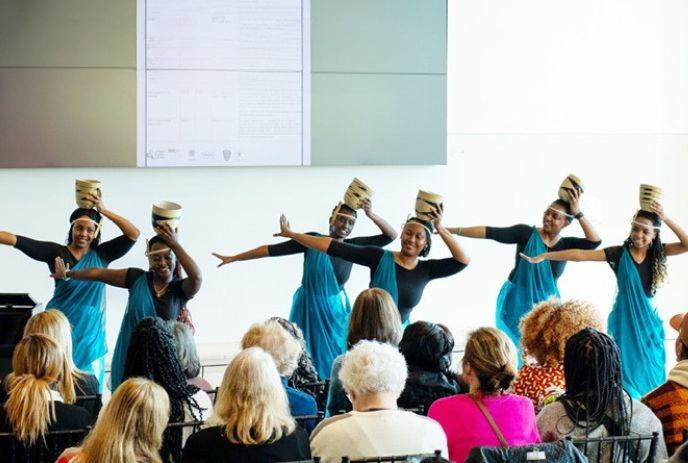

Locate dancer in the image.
[213,199,396,378]
[275,203,469,325]
[0,193,138,387]
[446,187,600,347]
[523,201,688,397]
[52,222,202,389]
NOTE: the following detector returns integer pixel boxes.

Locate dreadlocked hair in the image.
[67,208,102,248]
[559,328,630,437]
[123,317,202,463]
[623,210,667,295]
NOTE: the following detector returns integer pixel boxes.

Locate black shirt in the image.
[0,401,91,433]
[74,374,102,419]
[182,425,311,463]
[326,240,467,322]
[125,268,192,321]
[604,245,664,297]
[486,224,601,281]
[14,235,136,273]
[268,233,393,287]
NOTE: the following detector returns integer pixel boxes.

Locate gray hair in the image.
[166,321,201,379]
[339,340,408,397]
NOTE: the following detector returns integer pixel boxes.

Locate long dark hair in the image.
[623,210,667,295]
[66,208,102,248]
[123,317,202,462]
[558,328,630,436]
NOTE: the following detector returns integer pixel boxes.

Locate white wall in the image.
[1,0,687,366]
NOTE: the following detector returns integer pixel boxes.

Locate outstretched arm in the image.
[212,245,270,268]
[90,193,140,241]
[446,226,486,239]
[651,202,688,257]
[275,215,333,253]
[520,248,606,264]
[362,199,398,240]
[156,223,202,298]
[431,205,470,265]
[52,257,128,287]
[0,231,17,247]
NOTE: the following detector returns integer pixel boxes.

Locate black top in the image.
[125,268,192,321]
[14,235,135,273]
[397,368,466,415]
[0,401,91,433]
[486,224,601,281]
[182,425,311,463]
[74,374,102,419]
[268,233,393,287]
[327,240,467,322]
[604,245,665,297]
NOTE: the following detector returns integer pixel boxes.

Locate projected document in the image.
[137,0,310,167]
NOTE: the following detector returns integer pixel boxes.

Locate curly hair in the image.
[624,210,667,295]
[519,299,603,365]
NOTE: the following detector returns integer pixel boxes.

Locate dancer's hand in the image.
[51,257,70,279]
[650,201,666,221]
[362,198,373,217]
[273,214,293,238]
[565,188,581,215]
[155,221,179,247]
[519,252,546,264]
[427,204,445,232]
[212,253,236,268]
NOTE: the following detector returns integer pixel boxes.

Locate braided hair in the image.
[623,210,667,295]
[66,208,102,248]
[123,317,202,462]
[558,328,630,436]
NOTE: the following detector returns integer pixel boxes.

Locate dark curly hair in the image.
[623,210,667,295]
[66,208,102,248]
[399,321,454,373]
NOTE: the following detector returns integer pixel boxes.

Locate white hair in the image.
[339,340,408,396]
[241,320,302,377]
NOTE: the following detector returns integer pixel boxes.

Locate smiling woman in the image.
[0,194,139,391]
[51,222,202,390]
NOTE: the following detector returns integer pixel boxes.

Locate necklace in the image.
[153,282,168,298]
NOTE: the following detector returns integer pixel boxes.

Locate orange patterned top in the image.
[511,363,566,413]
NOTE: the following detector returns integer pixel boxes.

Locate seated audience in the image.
[167,320,213,391]
[124,317,211,461]
[642,312,688,455]
[511,299,602,412]
[311,341,448,463]
[241,319,318,427]
[182,347,311,463]
[57,378,170,463]
[538,328,667,462]
[0,334,90,450]
[327,288,403,416]
[397,321,465,413]
[428,327,539,463]
[270,317,321,391]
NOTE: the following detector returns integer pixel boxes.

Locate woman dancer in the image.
[213,199,396,378]
[0,193,138,387]
[523,202,688,397]
[446,188,600,348]
[275,204,469,325]
[52,222,202,389]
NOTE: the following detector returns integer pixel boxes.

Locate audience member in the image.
[167,320,213,391]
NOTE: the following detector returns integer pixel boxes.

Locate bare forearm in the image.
[100,209,140,240]
[577,216,601,242]
[437,227,470,265]
[664,217,688,248]
[170,243,202,282]
[541,248,605,262]
[448,226,486,239]
[287,232,332,253]
[66,268,105,281]
[367,212,398,240]
[233,245,270,261]
[0,231,17,246]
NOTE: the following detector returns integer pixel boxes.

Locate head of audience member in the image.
[68,378,170,463]
[339,341,408,412]
[4,333,73,444]
[559,328,630,436]
[461,327,517,395]
[123,317,202,459]
[519,299,603,366]
[399,321,455,374]
[166,320,202,381]
[542,199,573,234]
[269,316,320,384]
[241,319,303,378]
[23,309,85,400]
[670,313,688,362]
[329,203,358,239]
[67,208,102,249]
[347,288,402,350]
[207,347,296,445]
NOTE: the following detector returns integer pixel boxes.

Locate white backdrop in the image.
[1,0,687,367]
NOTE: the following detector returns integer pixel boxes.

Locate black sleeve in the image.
[560,237,602,251]
[170,278,193,302]
[326,240,384,269]
[485,224,532,245]
[348,234,394,247]
[427,258,468,280]
[96,235,136,264]
[13,236,63,264]
[603,246,622,270]
[125,268,147,289]
[181,432,204,463]
[267,239,307,256]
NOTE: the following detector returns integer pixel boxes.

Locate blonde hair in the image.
[519,299,603,365]
[4,333,73,445]
[208,347,295,445]
[241,320,302,376]
[73,378,170,463]
[24,309,84,401]
[462,327,517,394]
[347,288,402,349]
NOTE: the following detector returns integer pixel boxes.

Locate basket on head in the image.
[75,179,102,208]
[343,177,374,210]
[415,190,443,222]
[557,174,584,201]
[152,201,183,231]
[638,184,662,212]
